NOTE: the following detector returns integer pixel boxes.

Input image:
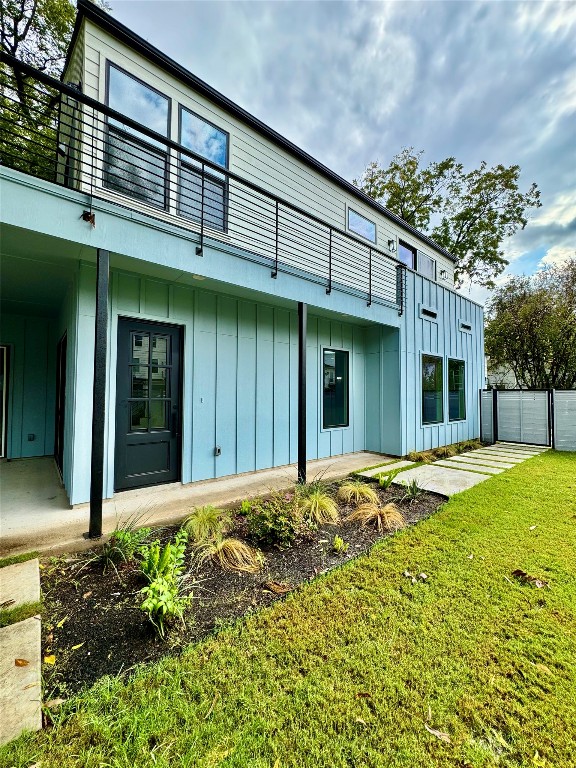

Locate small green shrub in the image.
[182,505,230,543]
[337,479,378,505]
[140,576,191,638]
[378,469,400,490]
[246,492,301,549]
[300,489,339,526]
[139,529,188,583]
[240,499,252,515]
[332,535,349,554]
[401,479,425,503]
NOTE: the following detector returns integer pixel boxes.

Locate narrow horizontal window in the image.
[418,252,436,280]
[323,349,349,428]
[448,359,466,421]
[347,208,376,243]
[398,241,416,269]
[422,354,443,425]
[421,307,437,319]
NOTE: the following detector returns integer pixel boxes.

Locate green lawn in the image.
[2,451,575,768]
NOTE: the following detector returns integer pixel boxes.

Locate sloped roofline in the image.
[66,0,457,263]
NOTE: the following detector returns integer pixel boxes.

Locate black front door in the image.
[115,318,182,491]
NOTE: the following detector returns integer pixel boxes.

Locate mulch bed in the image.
[41,484,445,700]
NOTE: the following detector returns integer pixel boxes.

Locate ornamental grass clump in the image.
[300,489,339,526]
[346,502,406,534]
[407,450,435,463]
[182,505,231,544]
[337,479,378,506]
[433,444,457,459]
[195,535,264,573]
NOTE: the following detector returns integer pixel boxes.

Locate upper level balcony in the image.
[1,55,408,316]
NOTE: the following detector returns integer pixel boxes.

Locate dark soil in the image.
[41,484,445,700]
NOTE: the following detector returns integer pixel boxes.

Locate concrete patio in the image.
[0,451,392,557]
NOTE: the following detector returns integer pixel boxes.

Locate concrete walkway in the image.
[0,452,391,557]
[394,443,548,497]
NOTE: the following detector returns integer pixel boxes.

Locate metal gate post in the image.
[492,388,498,444]
[297,302,307,484]
[549,389,555,448]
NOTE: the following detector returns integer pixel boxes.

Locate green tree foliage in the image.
[485,257,576,389]
[354,148,541,288]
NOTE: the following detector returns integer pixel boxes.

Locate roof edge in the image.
[71,0,457,264]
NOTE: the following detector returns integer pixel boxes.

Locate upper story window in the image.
[418,252,436,281]
[179,107,229,231]
[347,208,376,243]
[104,63,170,208]
[398,241,416,269]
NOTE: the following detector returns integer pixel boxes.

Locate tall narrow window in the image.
[323,349,349,428]
[448,359,466,421]
[422,354,443,424]
[104,63,170,208]
[179,107,229,231]
[398,241,416,269]
[418,252,436,280]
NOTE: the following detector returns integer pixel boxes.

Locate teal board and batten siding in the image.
[72,269,374,503]
[0,315,57,458]
[399,271,484,453]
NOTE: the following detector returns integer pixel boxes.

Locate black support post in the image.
[298,302,307,484]
[89,249,109,539]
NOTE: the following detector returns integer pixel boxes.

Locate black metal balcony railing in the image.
[0,56,407,314]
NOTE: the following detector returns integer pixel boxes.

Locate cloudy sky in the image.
[111,0,575,305]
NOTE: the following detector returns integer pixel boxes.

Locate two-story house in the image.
[0,0,483,536]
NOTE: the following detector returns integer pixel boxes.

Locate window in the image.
[323,349,349,428]
[422,354,443,424]
[347,208,376,243]
[398,241,416,269]
[448,359,466,421]
[104,63,170,207]
[179,107,229,231]
[418,252,436,280]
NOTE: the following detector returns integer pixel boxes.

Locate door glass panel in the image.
[151,336,169,367]
[130,401,148,431]
[132,333,149,365]
[131,365,149,398]
[150,367,168,398]
[149,400,167,429]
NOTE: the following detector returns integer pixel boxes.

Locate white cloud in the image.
[539,245,576,268]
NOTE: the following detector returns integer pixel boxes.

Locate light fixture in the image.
[387,239,397,253]
[191,274,206,281]
[440,269,448,279]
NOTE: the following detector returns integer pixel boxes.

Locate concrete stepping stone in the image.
[358,460,414,479]
[447,454,516,470]
[0,616,42,745]
[496,442,549,452]
[467,450,525,463]
[435,459,503,475]
[394,465,490,496]
[480,448,538,459]
[0,559,40,611]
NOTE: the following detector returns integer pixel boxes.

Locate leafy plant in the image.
[140,576,192,638]
[138,529,188,583]
[332,535,349,554]
[346,502,406,534]
[100,527,152,569]
[300,490,339,526]
[240,499,252,515]
[246,492,301,549]
[337,479,378,505]
[182,505,230,544]
[195,536,264,573]
[401,479,425,504]
[378,470,400,490]
[296,476,330,499]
